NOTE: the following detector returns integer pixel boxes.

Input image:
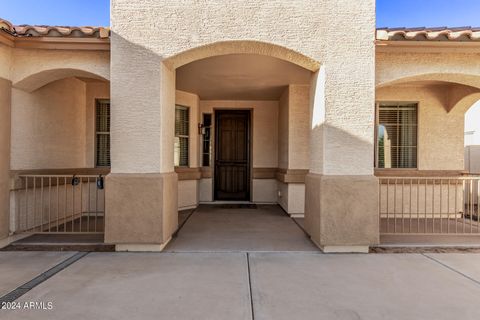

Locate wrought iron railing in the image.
[379,177,480,235]
[12,175,105,234]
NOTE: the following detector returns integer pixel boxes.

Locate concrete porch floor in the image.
[166,205,318,252]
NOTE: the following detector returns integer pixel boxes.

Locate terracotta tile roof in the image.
[0,18,109,38]
[377,27,480,41]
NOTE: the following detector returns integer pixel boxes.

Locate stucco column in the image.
[0,78,11,242]
[105,33,178,251]
[304,0,379,253]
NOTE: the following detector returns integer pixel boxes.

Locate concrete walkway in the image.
[2,207,480,319]
[2,252,480,319]
[166,205,318,252]
[0,251,76,297]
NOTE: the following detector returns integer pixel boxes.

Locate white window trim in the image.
[375,101,419,170]
[175,105,190,167]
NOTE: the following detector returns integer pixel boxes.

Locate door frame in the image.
[213,109,252,201]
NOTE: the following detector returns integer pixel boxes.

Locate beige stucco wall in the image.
[277,85,310,214]
[376,51,480,89]
[288,85,310,169]
[278,85,310,170]
[0,78,11,240]
[111,0,375,175]
[178,180,198,209]
[318,2,375,176]
[11,48,110,92]
[11,77,87,170]
[0,44,12,81]
[252,179,278,203]
[278,182,306,215]
[111,0,327,64]
[198,178,212,203]
[278,182,289,212]
[10,77,110,171]
[377,85,466,170]
[287,183,306,214]
[0,43,12,240]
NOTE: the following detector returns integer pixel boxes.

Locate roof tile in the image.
[377,27,480,42]
[0,18,109,38]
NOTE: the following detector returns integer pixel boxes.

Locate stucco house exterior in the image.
[1,0,479,253]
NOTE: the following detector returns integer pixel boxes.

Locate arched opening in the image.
[465,100,480,174]
[13,68,109,93]
[376,74,480,239]
[165,43,320,251]
[12,71,110,171]
[377,73,480,90]
[164,40,320,72]
[10,69,111,238]
[376,75,480,172]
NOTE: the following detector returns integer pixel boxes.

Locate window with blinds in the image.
[376,102,418,169]
[95,99,111,167]
[174,105,189,167]
[202,114,212,167]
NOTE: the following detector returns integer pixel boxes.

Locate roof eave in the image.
[376,40,480,52]
[0,30,110,51]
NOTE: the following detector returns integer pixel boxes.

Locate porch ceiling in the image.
[175,54,312,100]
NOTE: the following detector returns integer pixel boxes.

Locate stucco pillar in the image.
[0,78,11,241]
[304,0,379,253]
[105,33,178,251]
[278,85,310,215]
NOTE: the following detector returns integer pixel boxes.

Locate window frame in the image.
[201,113,212,167]
[95,98,111,168]
[174,104,190,167]
[375,101,419,170]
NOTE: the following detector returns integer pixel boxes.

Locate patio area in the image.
[166,204,318,252]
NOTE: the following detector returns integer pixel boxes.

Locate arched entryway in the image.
[163,42,321,251]
[9,68,111,244]
[107,31,378,253]
[376,73,480,242]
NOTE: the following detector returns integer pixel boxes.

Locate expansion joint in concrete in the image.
[421,253,480,287]
[0,252,88,303]
[246,252,255,320]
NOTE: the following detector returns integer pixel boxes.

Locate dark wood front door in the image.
[214,110,251,201]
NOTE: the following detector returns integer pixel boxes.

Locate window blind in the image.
[202,114,212,166]
[377,103,418,169]
[96,99,111,167]
[174,106,189,167]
